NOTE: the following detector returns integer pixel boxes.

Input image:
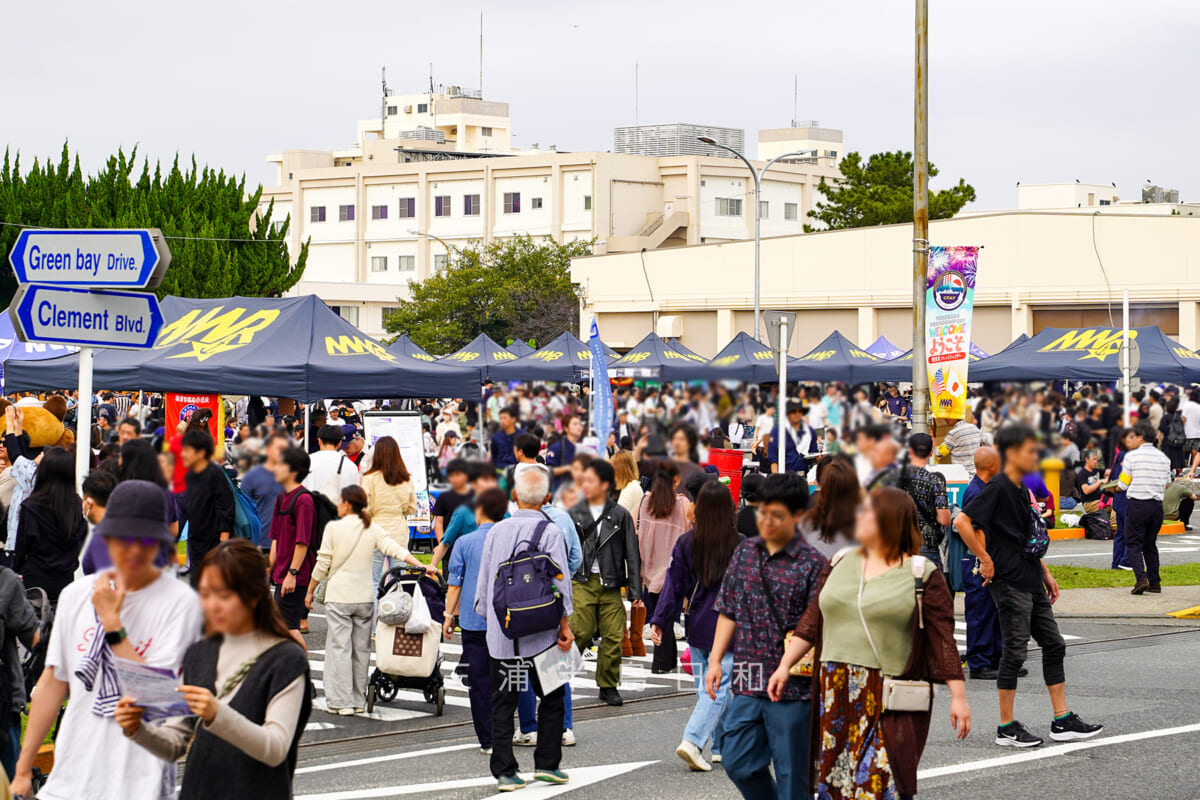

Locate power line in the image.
[0,220,288,244]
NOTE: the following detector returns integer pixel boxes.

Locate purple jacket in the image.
[651,530,739,651]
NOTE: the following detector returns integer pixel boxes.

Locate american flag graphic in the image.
[932,368,947,394]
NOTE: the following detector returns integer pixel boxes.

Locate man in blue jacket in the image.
[766,403,818,474]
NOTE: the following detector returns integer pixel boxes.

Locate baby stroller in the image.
[366,566,447,716]
[19,586,59,793]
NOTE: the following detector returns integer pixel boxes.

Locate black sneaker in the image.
[996,720,1043,748]
[1049,712,1103,741]
[598,687,624,707]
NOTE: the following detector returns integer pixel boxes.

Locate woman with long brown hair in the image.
[116,539,312,799]
[362,435,419,584]
[636,459,691,670]
[799,456,860,559]
[651,479,743,771]
[769,487,969,800]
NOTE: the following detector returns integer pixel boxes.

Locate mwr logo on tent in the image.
[156,307,281,362]
[802,350,835,362]
[1039,329,1135,361]
[325,335,396,362]
[533,350,565,362]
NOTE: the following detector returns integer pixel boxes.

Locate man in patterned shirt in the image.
[704,473,826,800]
[875,433,951,568]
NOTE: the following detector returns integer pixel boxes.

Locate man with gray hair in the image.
[474,464,575,791]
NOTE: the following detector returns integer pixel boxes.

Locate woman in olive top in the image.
[361,436,419,584]
[769,487,970,800]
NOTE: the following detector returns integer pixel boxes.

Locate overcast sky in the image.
[4,0,1198,210]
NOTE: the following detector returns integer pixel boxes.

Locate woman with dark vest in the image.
[115,539,312,799]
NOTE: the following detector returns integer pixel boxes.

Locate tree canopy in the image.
[0,143,307,305]
[805,150,976,232]
[384,235,592,355]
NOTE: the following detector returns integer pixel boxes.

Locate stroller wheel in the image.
[366,683,377,714]
[435,686,445,717]
[377,677,398,703]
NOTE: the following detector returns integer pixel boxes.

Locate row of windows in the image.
[334,305,401,327]
[308,193,591,223]
[368,254,450,273]
[713,198,800,220]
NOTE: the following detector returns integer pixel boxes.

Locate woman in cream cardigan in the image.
[305,485,436,714]
[361,436,420,585]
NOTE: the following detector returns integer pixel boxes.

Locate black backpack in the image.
[276,487,338,553]
[1167,413,1186,447]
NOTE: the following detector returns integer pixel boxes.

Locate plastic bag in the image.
[404,583,433,634]
[378,585,413,627]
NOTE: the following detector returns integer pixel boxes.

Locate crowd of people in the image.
[0,374,1188,798]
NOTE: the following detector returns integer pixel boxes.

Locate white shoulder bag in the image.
[857,555,934,713]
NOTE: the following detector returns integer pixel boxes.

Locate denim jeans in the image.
[720,693,811,800]
[518,682,573,733]
[684,647,730,755]
[1,713,19,779]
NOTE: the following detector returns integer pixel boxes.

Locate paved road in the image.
[1043,530,1200,568]
[292,621,1200,798]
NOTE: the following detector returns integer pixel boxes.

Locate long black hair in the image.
[28,446,83,539]
[119,438,168,489]
[692,480,741,589]
[646,459,679,519]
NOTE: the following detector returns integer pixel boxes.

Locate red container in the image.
[708,448,744,508]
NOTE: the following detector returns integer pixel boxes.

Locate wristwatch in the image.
[288,568,300,577]
[104,627,128,646]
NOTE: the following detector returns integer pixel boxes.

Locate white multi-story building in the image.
[258,87,843,339]
[757,121,844,168]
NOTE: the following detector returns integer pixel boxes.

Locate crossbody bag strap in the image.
[756,549,789,641]
[857,555,929,672]
[328,524,366,578]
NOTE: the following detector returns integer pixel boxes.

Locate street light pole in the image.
[697,138,811,342]
[911,0,931,436]
[408,229,452,274]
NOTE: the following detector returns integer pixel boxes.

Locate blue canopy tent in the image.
[970,326,1200,383]
[437,333,521,381]
[860,335,1026,383]
[385,334,439,364]
[865,335,906,361]
[505,339,536,357]
[786,331,884,384]
[3,295,479,401]
[969,342,989,359]
[664,331,780,383]
[488,331,614,382]
[0,313,78,391]
[610,332,707,378]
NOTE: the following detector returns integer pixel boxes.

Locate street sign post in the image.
[8,228,171,289]
[763,311,798,474]
[10,285,163,350]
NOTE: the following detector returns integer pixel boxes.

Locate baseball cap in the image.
[94,480,173,543]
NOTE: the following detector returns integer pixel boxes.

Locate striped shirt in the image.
[1118,444,1173,501]
[940,420,982,477]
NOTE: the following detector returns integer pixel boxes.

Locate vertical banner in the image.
[588,318,613,450]
[925,246,979,420]
[165,392,225,453]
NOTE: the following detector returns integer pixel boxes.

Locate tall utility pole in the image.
[911,0,931,435]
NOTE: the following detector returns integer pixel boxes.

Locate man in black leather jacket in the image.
[567,459,641,706]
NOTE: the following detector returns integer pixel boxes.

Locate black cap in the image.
[94,480,173,543]
[786,401,806,415]
[909,432,934,459]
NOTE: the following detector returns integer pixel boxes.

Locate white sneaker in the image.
[337,707,356,716]
[675,740,712,772]
[673,622,686,640]
[513,731,538,747]
[481,746,493,755]
[582,647,598,661]
[561,728,576,746]
[711,753,722,763]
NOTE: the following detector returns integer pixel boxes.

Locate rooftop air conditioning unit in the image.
[657,315,683,339]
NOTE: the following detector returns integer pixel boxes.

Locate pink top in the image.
[637,493,693,593]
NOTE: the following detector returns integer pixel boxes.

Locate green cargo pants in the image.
[569,573,626,689]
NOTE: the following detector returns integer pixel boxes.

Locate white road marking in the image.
[295,761,658,799]
[310,697,429,722]
[304,722,337,732]
[296,743,479,775]
[918,722,1200,780]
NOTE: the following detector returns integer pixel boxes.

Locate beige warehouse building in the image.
[571,205,1200,358]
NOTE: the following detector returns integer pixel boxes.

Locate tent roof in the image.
[437,333,520,381]
[3,295,479,401]
[610,332,707,378]
[0,312,78,389]
[787,331,882,384]
[859,336,1024,383]
[505,339,536,356]
[971,326,1200,383]
[385,334,439,364]
[864,335,906,361]
[488,332,602,382]
[663,331,779,383]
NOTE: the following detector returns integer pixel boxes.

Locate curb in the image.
[1050,520,1186,541]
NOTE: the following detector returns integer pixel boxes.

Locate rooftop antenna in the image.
[793,74,798,126]
[635,60,639,125]
[479,11,484,96]
[380,67,388,136]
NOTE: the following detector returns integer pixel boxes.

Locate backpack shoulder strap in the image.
[530,519,551,551]
[911,555,927,629]
[830,545,858,567]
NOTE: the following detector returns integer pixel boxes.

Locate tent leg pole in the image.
[304,404,311,451]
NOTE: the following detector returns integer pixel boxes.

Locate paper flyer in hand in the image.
[113,657,191,721]
[532,644,584,695]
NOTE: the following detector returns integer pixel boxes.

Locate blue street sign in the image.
[10,285,164,349]
[8,228,170,289]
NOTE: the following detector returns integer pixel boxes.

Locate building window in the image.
[829,150,838,158]
[1099,199,1111,206]
[381,306,398,322]
[397,255,416,271]
[371,205,388,220]
[758,200,769,219]
[434,254,449,272]
[435,195,451,217]
[583,195,592,211]
[398,198,415,218]
[310,206,326,223]
[339,204,355,222]
[531,197,543,210]
[481,126,493,136]
[464,194,481,216]
[784,202,799,221]
[715,197,743,217]
[370,256,388,272]
[271,220,287,234]
[387,105,397,115]
[333,305,359,326]
[504,192,521,213]
[417,103,429,113]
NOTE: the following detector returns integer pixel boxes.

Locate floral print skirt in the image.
[817,661,898,800]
